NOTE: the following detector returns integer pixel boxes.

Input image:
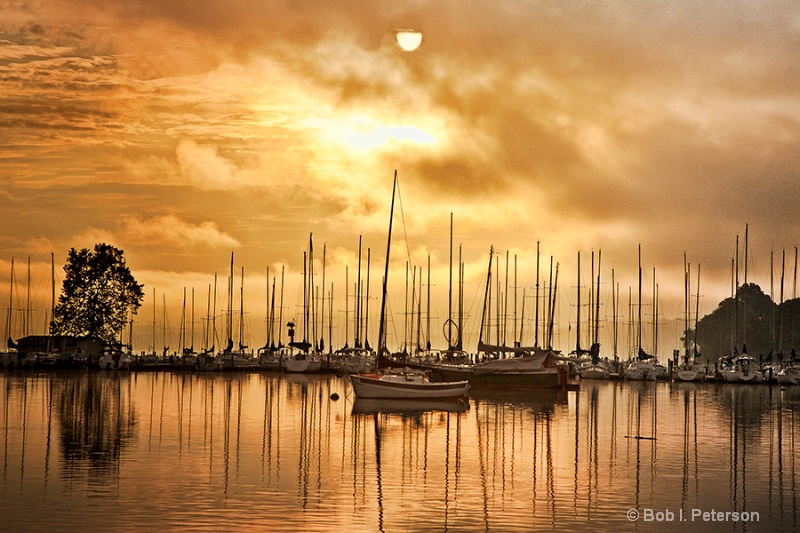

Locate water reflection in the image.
[57,373,136,495]
[0,373,798,531]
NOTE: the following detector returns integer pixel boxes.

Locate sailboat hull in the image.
[432,365,561,390]
[350,374,469,400]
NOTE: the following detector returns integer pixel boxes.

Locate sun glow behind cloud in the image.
[312,117,437,151]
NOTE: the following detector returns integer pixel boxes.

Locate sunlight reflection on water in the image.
[0,372,798,532]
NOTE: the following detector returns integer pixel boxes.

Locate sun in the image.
[395,30,423,52]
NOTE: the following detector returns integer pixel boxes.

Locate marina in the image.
[1,371,798,531]
[3,2,800,531]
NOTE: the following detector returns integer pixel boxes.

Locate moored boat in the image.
[577,361,610,380]
[775,363,800,385]
[675,362,707,382]
[285,352,323,373]
[349,173,470,402]
[433,348,566,389]
[720,353,764,383]
[349,369,469,400]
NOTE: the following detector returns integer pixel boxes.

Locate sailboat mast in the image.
[25,256,30,338]
[308,235,315,350]
[404,262,409,353]
[744,223,749,284]
[410,264,417,353]
[191,287,195,353]
[534,241,540,349]
[264,266,272,349]
[377,171,397,359]
[415,267,422,354]
[586,250,595,350]
[356,235,362,348]
[694,264,701,360]
[478,246,493,349]
[163,292,168,355]
[321,243,326,352]
[269,276,276,349]
[503,251,509,347]
[365,249,371,350]
[684,256,690,363]
[458,245,464,351]
[152,287,156,354]
[513,254,518,346]
[278,266,285,347]
[228,252,234,348]
[594,250,601,349]
[426,253,431,351]
[637,245,643,354]
[212,274,218,351]
[519,287,526,347]
[734,235,739,352]
[546,256,553,349]
[495,255,501,348]
[548,261,559,350]
[6,258,13,349]
[448,212,453,350]
[329,282,334,353]
[181,287,186,354]
[780,251,785,356]
[653,267,657,357]
[50,253,55,323]
[576,251,582,354]
[239,266,245,351]
[612,269,618,361]
[48,252,54,351]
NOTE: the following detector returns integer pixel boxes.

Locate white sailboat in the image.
[576,250,609,380]
[349,172,469,401]
[625,246,657,381]
[285,235,324,373]
[675,260,706,382]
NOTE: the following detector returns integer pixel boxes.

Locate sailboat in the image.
[675,259,706,382]
[624,246,657,381]
[285,234,323,373]
[576,251,609,379]
[433,245,568,390]
[719,229,765,383]
[349,172,470,401]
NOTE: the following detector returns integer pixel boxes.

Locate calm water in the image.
[1,371,798,532]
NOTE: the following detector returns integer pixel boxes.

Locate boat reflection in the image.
[351,398,469,415]
[470,387,568,412]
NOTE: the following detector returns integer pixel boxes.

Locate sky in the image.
[2,1,800,358]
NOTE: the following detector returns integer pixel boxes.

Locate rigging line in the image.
[395,176,414,269]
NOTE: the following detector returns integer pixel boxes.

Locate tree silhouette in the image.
[51,243,144,344]
[695,282,800,362]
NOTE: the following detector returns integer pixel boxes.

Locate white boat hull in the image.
[99,354,131,370]
[350,374,470,400]
[578,365,609,379]
[675,365,706,382]
[625,362,656,380]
